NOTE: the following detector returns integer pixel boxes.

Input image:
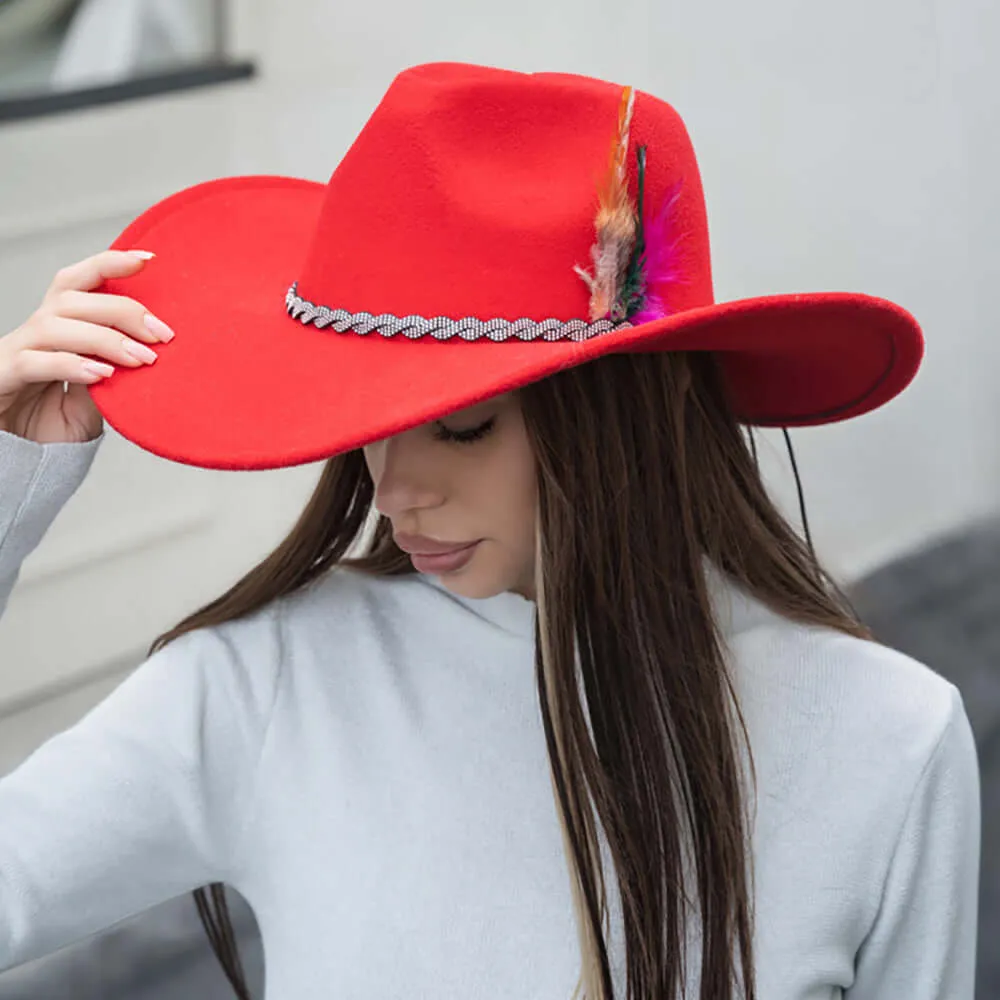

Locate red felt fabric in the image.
[89,62,923,470]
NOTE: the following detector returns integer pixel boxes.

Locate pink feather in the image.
[631,178,686,324]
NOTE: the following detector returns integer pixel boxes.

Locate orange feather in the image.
[575,85,640,320]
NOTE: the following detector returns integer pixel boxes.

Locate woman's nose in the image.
[371,436,445,517]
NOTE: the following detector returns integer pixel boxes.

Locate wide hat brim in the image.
[89,174,924,471]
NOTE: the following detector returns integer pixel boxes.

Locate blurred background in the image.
[0,0,228,96]
[0,0,996,997]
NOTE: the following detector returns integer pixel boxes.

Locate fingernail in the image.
[82,361,115,379]
[144,313,175,342]
[129,250,156,260]
[124,339,158,364]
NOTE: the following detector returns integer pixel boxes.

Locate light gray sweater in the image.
[0,428,982,998]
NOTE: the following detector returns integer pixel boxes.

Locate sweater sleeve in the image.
[0,428,104,617]
[0,429,281,971]
[847,684,982,1000]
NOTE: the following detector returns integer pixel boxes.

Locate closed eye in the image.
[433,416,497,444]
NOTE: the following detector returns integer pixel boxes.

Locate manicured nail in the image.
[123,339,158,364]
[82,361,115,379]
[144,313,175,342]
[129,250,156,260]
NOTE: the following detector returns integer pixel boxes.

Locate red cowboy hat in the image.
[89,61,923,471]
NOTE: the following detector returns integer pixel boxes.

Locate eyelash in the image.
[433,416,497,444]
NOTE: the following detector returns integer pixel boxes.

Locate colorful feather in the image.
[574,85,638,321]
[613,144,649,321]
[630,177,685,324]
[576,84,685,324]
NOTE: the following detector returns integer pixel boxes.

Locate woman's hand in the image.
[0,249,173,444]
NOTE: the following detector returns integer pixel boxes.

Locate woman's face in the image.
[362,391,538,601]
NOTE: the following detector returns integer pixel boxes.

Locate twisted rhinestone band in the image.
[285,282,632,342]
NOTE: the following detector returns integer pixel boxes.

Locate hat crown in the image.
[297,63,715,322]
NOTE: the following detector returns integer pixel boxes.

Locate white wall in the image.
[1,0,998,759]
[653,0,1000,579]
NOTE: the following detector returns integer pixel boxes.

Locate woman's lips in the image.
[409,540,481,574]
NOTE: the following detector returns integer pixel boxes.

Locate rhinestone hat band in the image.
[285,282,633,343]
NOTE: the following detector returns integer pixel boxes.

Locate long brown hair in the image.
[147,348,869,1000]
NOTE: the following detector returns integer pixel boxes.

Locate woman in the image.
[0,63,980,999]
